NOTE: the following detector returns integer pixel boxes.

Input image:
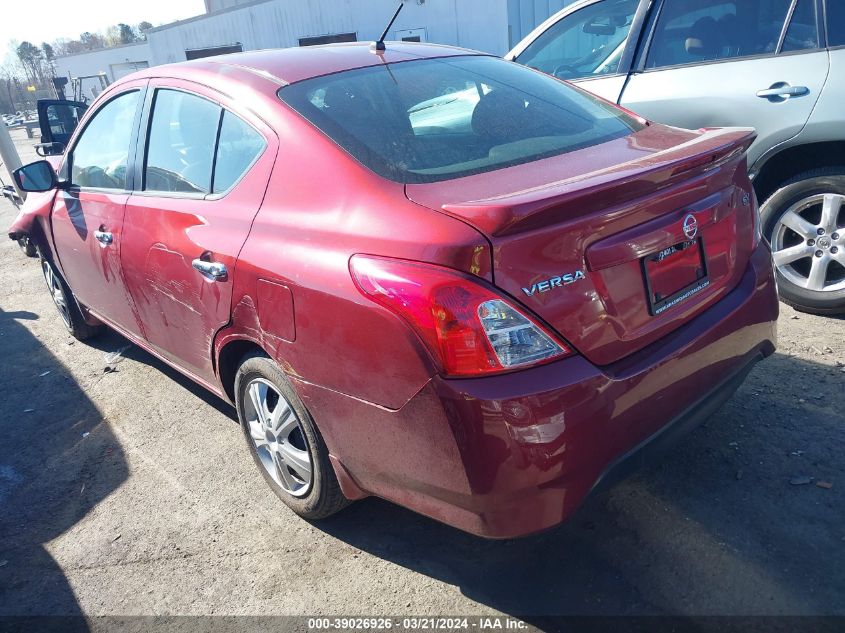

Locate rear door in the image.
[507,0,647,102]
[619,0,829,166]
[50,83,146,337]
[120,80,276,383]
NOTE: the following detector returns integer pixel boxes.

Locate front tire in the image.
[234,353,349,520]
[760,169,845,315]
[40,257,102,340]
[18,237,37,258]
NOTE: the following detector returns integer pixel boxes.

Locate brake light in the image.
[350,255,571,377]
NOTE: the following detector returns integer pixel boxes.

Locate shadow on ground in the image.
[0,308,129,627]
[316,351,844,619]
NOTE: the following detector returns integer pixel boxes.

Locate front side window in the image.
[515,0,639,80]
[71,91,139,190]
[279,55,642,184]
[646,0,817,69]
[145,89,221,194]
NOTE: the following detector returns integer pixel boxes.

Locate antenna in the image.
[371,2,404,52]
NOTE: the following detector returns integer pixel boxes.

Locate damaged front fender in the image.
[7,190,55,241]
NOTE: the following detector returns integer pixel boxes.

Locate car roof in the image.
[137,42,487,87]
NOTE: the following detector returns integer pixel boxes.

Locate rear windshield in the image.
[278,55,642,184]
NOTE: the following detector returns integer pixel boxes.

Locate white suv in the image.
[509,0,845,314]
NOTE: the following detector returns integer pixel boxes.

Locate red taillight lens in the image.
[350,255,571,377]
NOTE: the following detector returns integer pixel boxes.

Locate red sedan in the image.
[9,42,778,538]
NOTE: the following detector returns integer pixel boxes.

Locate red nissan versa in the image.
[8,43,778,538]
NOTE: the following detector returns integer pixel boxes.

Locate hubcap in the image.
[243,378,312,497]
[41,261,72,328]
[771,193,845,292]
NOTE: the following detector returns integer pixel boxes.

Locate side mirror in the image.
[13,160,60,193]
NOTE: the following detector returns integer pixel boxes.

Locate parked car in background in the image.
[8,43,778,538]
[509,0,845,314]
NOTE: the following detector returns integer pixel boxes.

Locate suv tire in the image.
[760,168,845,315]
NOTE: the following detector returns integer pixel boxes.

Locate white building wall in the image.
[53,0,578,84]
[54,41,152,90]
[147,0,514,66]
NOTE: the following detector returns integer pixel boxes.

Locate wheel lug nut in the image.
[808,239,815,246]
[815,250,824,257]
[833,233,840,241]
[817,227,825,235]
[832,246,840,254]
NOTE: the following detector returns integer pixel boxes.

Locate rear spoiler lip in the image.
[441,127,756,238]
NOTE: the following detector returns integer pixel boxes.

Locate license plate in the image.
[643,238,709,315]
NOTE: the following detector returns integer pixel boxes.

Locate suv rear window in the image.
[278,55,642,184]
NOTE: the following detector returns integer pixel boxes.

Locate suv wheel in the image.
[40,257,103,340]
[760,169,845,315]
[234,353,349,520]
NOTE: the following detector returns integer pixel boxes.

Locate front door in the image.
[120,81,275,383]
[50,84,146,338]
[619,0,829,166]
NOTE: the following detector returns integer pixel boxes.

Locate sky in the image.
[4,0,206,63]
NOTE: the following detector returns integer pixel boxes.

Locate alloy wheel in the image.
[41,260,72,329]
[771,193,845,292]
[243,378,313,497]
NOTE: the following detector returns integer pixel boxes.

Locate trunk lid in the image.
[406,125,757,366]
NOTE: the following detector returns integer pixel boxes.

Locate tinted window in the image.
[145,90,221,194]
[279,56,642,184]
[516,0,639,80]
[782,0,820,52]
[45,103,85,144]
[212,111,266,193]
[646,0,804,68]
[829,1,845,47]
[71,91,139,189]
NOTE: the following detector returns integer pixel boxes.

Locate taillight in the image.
[349,255,571,377]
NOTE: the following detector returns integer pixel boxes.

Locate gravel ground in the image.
[0,129,843,623]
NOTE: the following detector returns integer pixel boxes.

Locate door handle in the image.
[192,257,228,281]
[94,229,113,245]
[756,85,809,99]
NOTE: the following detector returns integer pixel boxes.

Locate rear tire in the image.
[234,352,349,520]
[39,256,102,340]
[760,168,845,315]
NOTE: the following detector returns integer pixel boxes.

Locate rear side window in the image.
[515,0,639,81]
[212,111,266,193]
[71,91,139,190]
[782,0,819,52]
[279,55,641,184]
[827,1,845,47]
[145,89,221,194]
[646,0,817,68]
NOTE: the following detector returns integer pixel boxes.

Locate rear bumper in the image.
[304,243,778,538]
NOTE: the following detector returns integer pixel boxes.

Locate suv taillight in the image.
[350,255,571,377]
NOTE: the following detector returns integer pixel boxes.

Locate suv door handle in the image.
[756,85,809,98]
[94,229,113,245]
[192,257,228,281]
